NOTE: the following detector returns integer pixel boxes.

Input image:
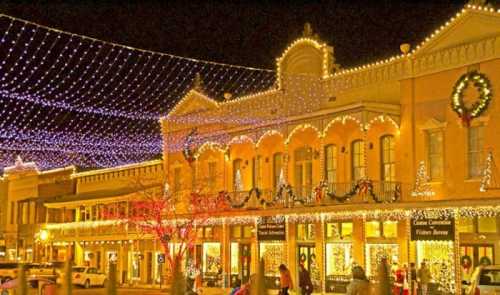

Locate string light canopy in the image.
[0,14,277,172]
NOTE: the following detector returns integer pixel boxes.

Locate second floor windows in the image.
[468,125,484,178]
[294,147,313,196]
[381,135,395,182]
[273,153,283,190]
[324,144,337,184]
[351,140,366,181]
[208,162,217,191]
[233,159,243,191]
[427,130,444,180]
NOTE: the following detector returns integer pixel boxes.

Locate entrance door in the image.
[460,244,494,282]
[294,147,313,199]
[298,245,319,291]
[146,252,153,284]
[240,244,251,283]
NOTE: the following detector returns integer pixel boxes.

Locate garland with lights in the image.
[451,71,493,126]
[325,179,400,203]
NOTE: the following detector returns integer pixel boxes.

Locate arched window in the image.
[380,135,395,182]
[324,144,337,184]
[273,153,283,190]
[294,146,313,197]
[233,159,243,191]
[351,140,366,181]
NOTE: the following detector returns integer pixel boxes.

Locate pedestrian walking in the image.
[417,262,432,295]
[279,264,293,295]
[298,264,313,295]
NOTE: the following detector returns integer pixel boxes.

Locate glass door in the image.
[298,245,320,291]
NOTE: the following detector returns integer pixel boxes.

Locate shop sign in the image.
[411,216,455,241]
[157,253,165,264]
[257,216,286,241]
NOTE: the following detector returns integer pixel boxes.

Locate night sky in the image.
[0,0,477,70]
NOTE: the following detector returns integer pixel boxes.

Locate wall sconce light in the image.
[265,157,269,163]
[341,147,346,153]
[369,143,374,149]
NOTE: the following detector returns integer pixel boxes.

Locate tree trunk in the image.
[106,263,118,295]
[61,260,73,295]
[169,260,186,295]
[16,264,27,295]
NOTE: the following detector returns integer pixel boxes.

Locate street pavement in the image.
[27,287,168,295]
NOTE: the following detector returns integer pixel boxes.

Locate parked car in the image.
[464,265,500,295]
[27,262,64,287]
[72,267,107,288]
[0,263,18,283]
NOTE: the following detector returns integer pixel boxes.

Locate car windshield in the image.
[72,267,86,273]
[480,269,500,286]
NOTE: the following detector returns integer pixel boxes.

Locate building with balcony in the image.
[1,3,500,293]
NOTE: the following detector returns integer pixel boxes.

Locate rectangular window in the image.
[297,223,315,240]
[352,140,366,181]
[324,145,337,184]
[478,217,497,233]
[457,218,475,233]
[468,126,484,178]
[381,136,396,182]
[273,153,283,190]
[365,221,381,238]
[208,162,217,191]
[383,221,398,238]
[427,130,444,180]
[326,222,353,240]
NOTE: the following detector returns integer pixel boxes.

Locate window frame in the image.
[467,125,485,179]
[380,135,396,182]
[351,140,366,181]
[426,129,444,181]
[324,144,337,184]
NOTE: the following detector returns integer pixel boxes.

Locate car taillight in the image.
[475,287,480,295]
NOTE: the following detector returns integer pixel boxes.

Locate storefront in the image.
[411,213,456,294]
[364,220,399,279]
[202,242,222,287]
[324,221,353,293]
[296,223,320,292]
[229,225,254,286]
[258,216,286,289]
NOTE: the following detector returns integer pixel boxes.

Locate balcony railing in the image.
[217,180,404,211]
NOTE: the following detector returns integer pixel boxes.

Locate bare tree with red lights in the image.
[105,175,221,294]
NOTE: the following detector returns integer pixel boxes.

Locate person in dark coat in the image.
[298,264,314,295]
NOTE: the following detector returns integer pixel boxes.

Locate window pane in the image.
[352,140,366,181]
[478,217,497,233]
[273,153,283,189]
[243,226,253,238]
[428,131,443,179]
[297,224,306,240]
[468,126,484,178]
[231,226,241,238]
[365,221,381,238]
[381,136,395,182]
[326,223,340,239]
[383,221,398,238]
[457,218,474,233]
[341,222,353,238]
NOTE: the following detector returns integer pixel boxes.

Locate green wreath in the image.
[451,71,493,126]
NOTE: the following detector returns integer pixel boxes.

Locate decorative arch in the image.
[226,135,255,147]
[365,115,400,131]
[256,130,284,148]
[322,115,364,137]
[285,124,322,145]
[194,141,225,159]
